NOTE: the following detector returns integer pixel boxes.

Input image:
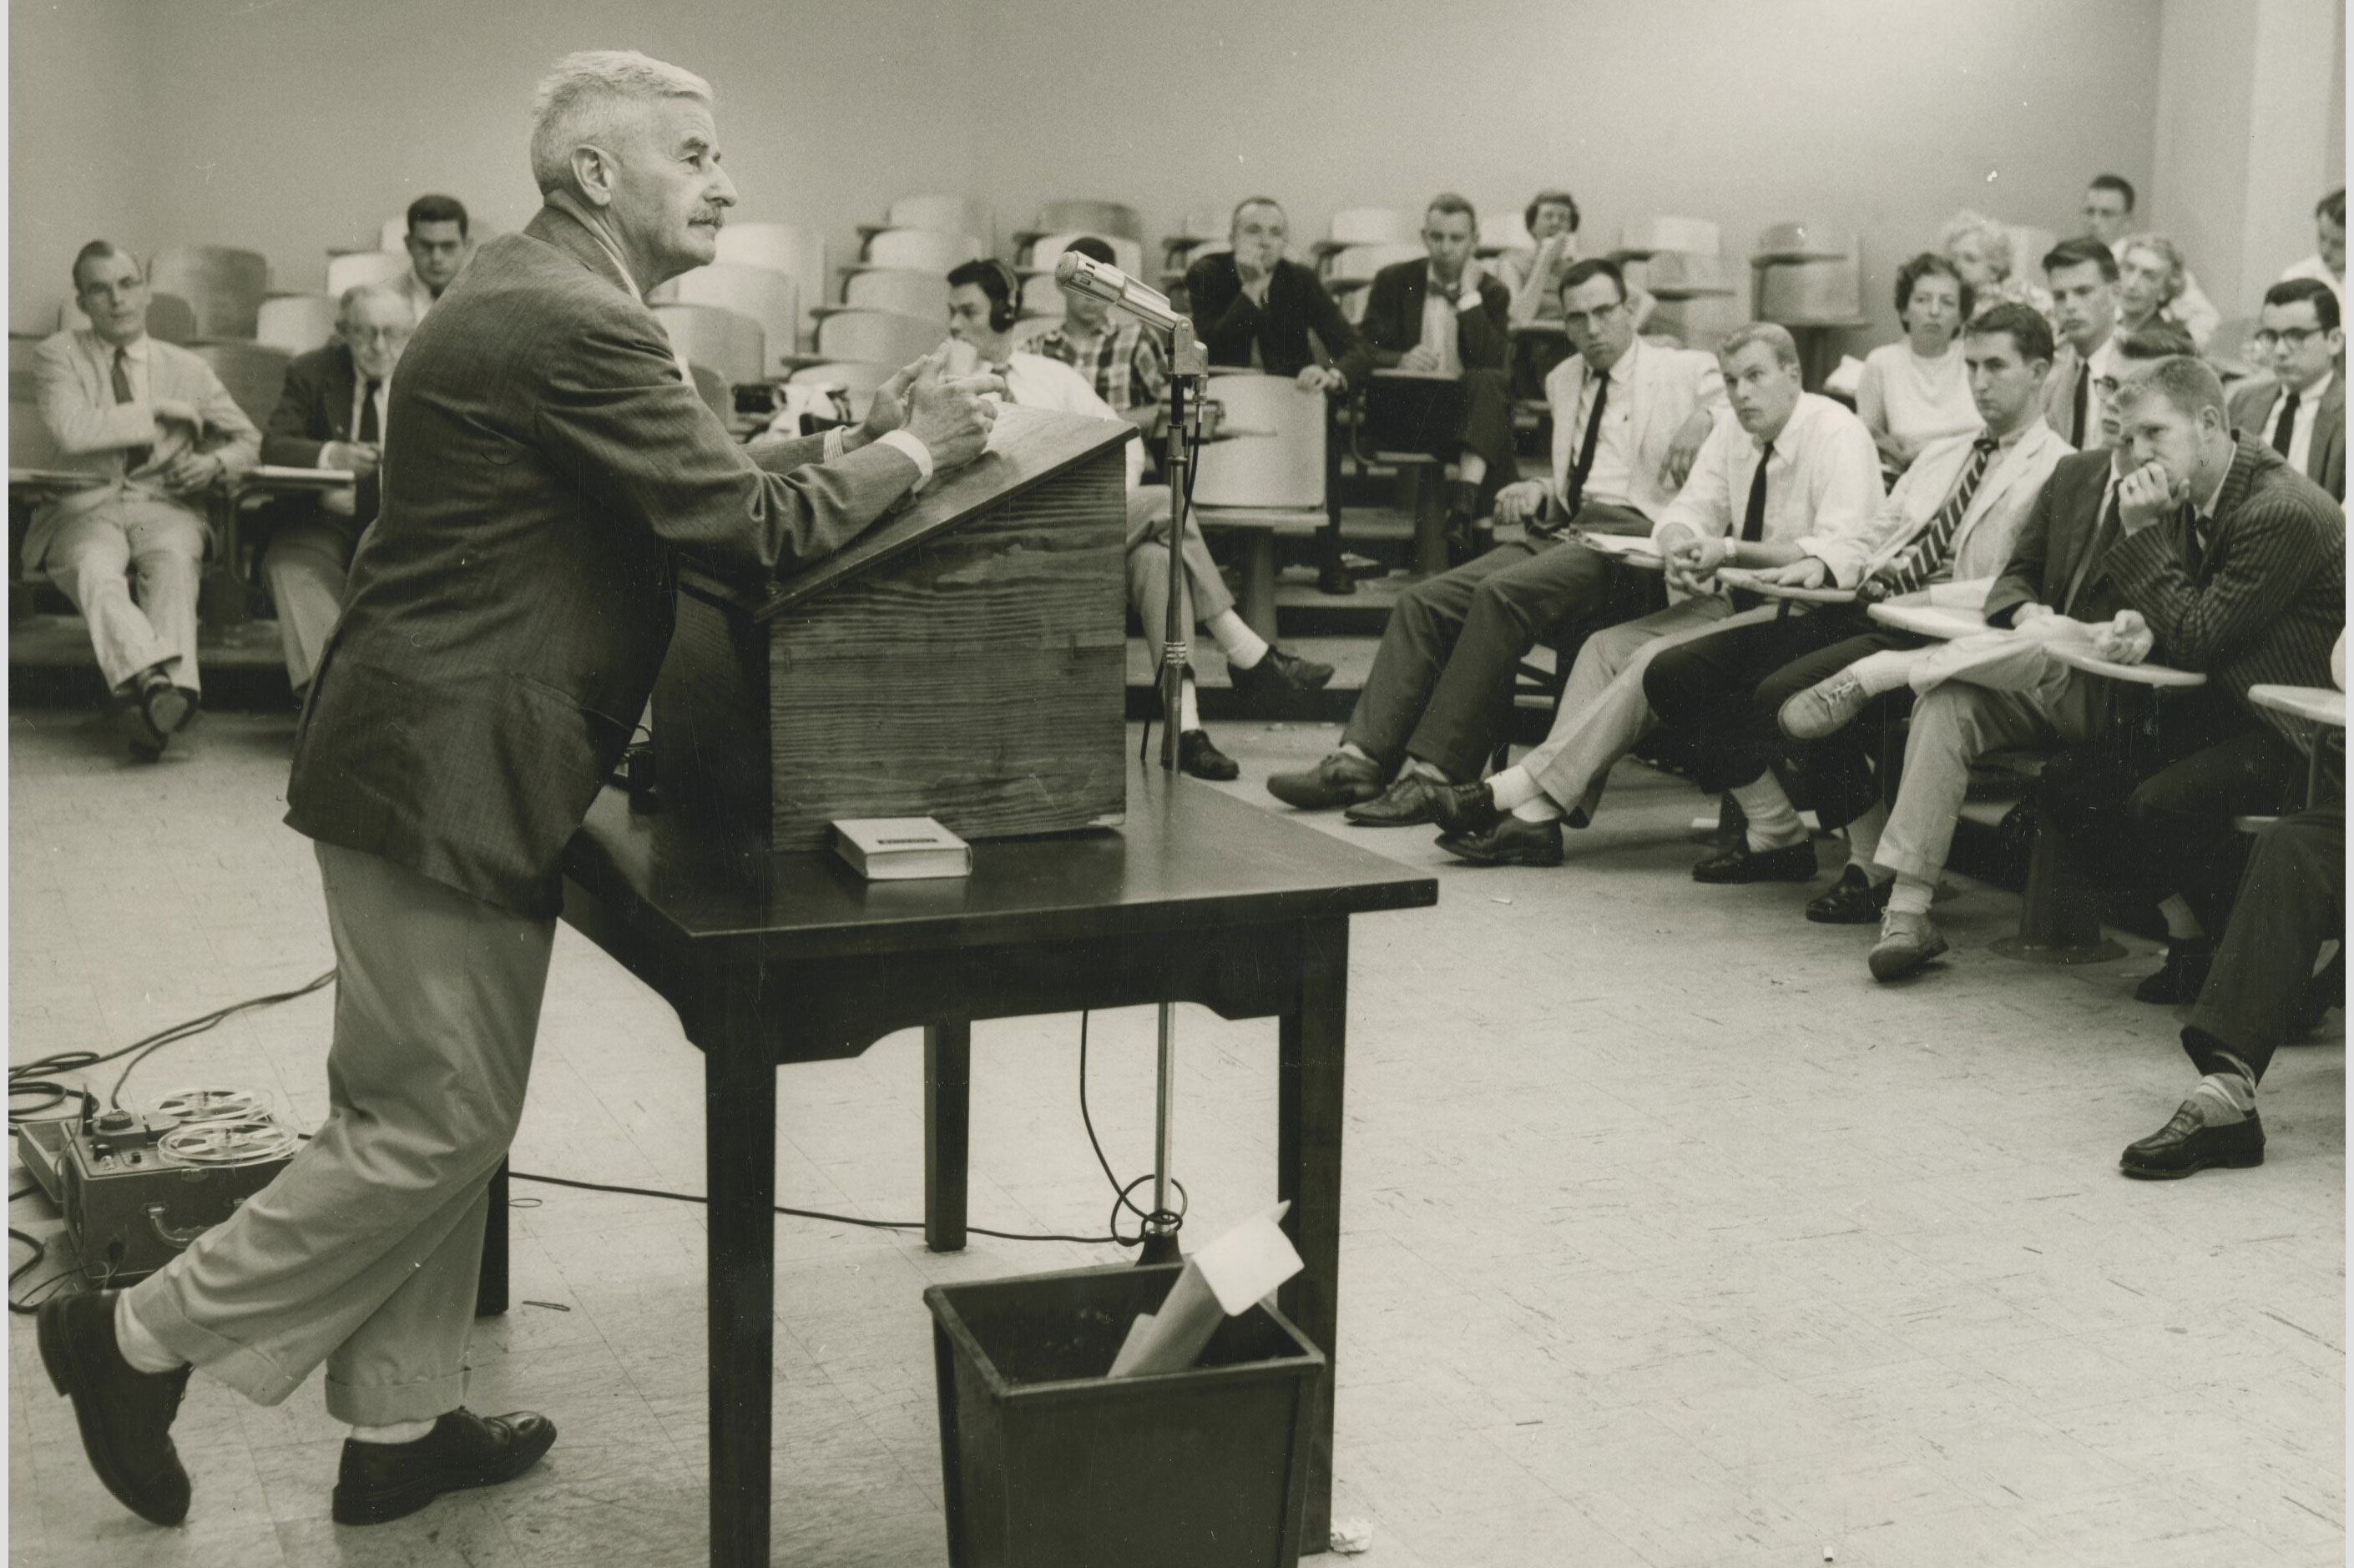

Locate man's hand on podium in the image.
[896,348,1003,473]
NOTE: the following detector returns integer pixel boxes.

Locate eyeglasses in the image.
[2250,326,2327,350]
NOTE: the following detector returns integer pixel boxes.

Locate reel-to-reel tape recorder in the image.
[16,1087,299,1283]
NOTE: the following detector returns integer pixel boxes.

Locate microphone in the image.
[1054,251,1186,336]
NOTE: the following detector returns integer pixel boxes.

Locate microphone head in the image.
[1053,251,1087,286]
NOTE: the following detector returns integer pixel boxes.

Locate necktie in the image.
[355,380,384,522]
[2271,389,2300,457]
[2070,362,2090,449]
[2061,485,2120,616]
[2180,502,2208,579]
[1561,368,1610,521]
[1740,441,1774,544]
[1873,437,1998,596]
[358,381,381,443]
[114,347,151,473]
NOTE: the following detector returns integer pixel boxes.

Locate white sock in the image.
[1487,765,1539,811]
[2159,895,2205,942]
[2186,1071,2255,1124]
[1399,756,1448,784]
[1886,875,1935,918]
[1208,610,1268,670]
[1731,777,1806,851]
[1842,802,1891,875]
[1179,678,1201,733]
[350,1418,437,1445]
[1338,742,1375,765]
[113,1293,184,1374]
[1849,649,1920,698]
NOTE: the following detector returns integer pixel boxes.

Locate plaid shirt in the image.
[1029,317,1167,414]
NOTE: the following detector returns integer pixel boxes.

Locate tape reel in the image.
[158,1119,299,1168]
[148,1087,267,1127]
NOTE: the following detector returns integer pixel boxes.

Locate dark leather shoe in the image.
[1228,647,1336,703]
[2119,1102,2264,1180]
[1437,814,1563,867]
[1806,863,1893,924]
[2134,941,2215,1004]
[139,670,191,738]
[37,1291,194,1525]
[1692,838,1817,885]
[1429,780,1502,837]
[1315,561,1358,596]
[1345,772,1450,826]
[1266,751,1382,810]
[1177,729,1238,781]
[116,699,169,761]
[332,1408,558,1526]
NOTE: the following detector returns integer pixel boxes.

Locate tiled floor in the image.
[8,705,2343,1567]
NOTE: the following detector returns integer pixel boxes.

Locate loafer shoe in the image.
[1228,647,1336,703]
[1345,772,1450,827]
[116,700,169,761]
[1429,780,1503,838]
[1867,910,1949,981]
[37,1291,194,1526]
[2134,941,2215,1004]
[1692,839,1817,884]
[1266,752,1382,811]
[139,672,191,739]
[1806,864,1894,924]
[1779,671,1872,741]
[332,1408,558,1526]
[1177,729,1239,781]
[2119,1102,2264,1179]
[1436,814,1563,867]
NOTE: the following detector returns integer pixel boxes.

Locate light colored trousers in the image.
[262,516,361,693]
[1123,484,1235,663]
[1872,634,2097,884]
[43,499,205,693]
[1520,596,1776,816]
[127,842,555,1424]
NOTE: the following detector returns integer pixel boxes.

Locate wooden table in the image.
[518,766,1436,1567]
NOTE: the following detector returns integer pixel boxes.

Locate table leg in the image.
[925,1021,971,1253]
[1278,916,1348,1554]
[706,1004,778,1568]
[473,1157,508,1318]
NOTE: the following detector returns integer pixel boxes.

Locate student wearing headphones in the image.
[943,259,1333,779]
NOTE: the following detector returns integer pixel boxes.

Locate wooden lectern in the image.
[654,405,1136,855]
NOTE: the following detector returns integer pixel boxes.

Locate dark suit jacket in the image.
[1983,448,2125,629]
[2228,374,2345,501]
[262,342,378,524]
[1184,252,1361,380]
[285,204,922,916]
[1339,260,1513,387]
[2105,439,2345,747]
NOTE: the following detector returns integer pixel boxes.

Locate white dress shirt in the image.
[1415,267,1481,376]
[1558,339,1640,508]
[2270,371,2332,477]
[1651,392,1886,586]
[990,350,1144,488]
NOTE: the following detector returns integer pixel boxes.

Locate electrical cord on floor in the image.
[1078,1010,1185,1248]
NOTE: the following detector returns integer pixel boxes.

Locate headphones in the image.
[983,257,1021,332]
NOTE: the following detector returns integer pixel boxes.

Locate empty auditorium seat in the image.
[1019,199,1144,245]
[812,310,944,369]
[255,295,339,355]
[833,269,951,321]
[715,222,827,350]
[189,340,290,428]
[1323,208,1417,250]
[856,228,986,274]
[149,245,270,340]
[652,303,765,386]
[867,194,993,245]
[325,250,412,297]
[649,264,800,375]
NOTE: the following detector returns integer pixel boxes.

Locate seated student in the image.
[1264,259,1719,822]
[2228,277,2343,501]
[2039,237,2122,451]
[2114,231,2216,350]
[1857,252,1983,476]
[2277,187,2346,313]
[2123,648,2342,1181]
[1497,189,1656,397]
[259,283,415,702]
[1338,193,1515,542]
[2083,174,2220,348]
[1184,196,1362,592]
[28,240,260,758]
[1940,209,2053,322]
[1029,235,1166,438]
[1647,304,2069,906]
[1783,352,2341,983]
[394,194,470,320]
[944,259,1331,779]
[1427,323,1883,867]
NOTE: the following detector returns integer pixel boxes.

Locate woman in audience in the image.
[1856,251,1979,476]
[1939,209,2051,320]
[2115,233,2206,347]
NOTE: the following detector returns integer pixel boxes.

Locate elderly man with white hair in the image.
[36,50,1001,1532]
[255,281,415,699]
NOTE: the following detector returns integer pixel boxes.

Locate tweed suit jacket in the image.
[1184,251,1362,380]
[2105,439,2345,748]
[261,341,379,527]
[285,205,923,915]
[2227,374,2345,501]
[23,329,260,576]
[1983,447,2129,630]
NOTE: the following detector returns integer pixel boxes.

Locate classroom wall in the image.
[2,0,2204,350]
[10,0,154,333]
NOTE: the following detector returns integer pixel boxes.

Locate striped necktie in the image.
[1872,437,1998,596]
